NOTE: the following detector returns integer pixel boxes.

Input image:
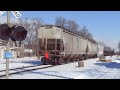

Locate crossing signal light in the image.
[10,26,27,41]
[0,24,12,40]
[0,24,27,41]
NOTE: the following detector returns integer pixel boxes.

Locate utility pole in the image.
[6,11,10,79]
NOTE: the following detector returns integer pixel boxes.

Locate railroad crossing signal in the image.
[11,11,21,19]
[0,11,27,42]
[0,11,21,19]
[0,11,22,79]
[0,24,27,41]
[0,11,6,16]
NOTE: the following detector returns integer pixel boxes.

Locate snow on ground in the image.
[0,57,42,71]
[2,55,120,79]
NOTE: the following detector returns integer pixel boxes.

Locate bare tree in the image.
[79,26,93,39]
[15,18,43,45]
[55,16,67,29]
[30,18,43,56]
[87,33,93,39]
[55,17,95,42]
[13,18,43,56]
[18,18,31,45]
[55,16,80,32]
[98,41,106,46]
[66,20,79,31]
[0,40,7,46]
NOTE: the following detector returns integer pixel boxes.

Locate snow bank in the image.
[2,56,120,79]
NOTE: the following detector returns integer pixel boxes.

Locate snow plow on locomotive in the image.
[37,25,101,65]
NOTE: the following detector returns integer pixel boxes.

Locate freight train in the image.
[37,25,113,65]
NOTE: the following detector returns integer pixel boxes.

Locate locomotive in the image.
[37,25,112,65]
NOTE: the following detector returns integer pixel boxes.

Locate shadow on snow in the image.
[95,62,120,69]
[21,60,43,65]
[29,71,73,79]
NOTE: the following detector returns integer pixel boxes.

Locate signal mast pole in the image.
[6,11,10,79]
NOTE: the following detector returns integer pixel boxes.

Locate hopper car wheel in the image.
[54,58,58,65]
[79,57,82,61]
[81,56,84,60]
[64,60,68,63]
[95,55,97,58]
[51,57,58,65]
[86,55,88,59]
[82,56,85,60]
[58,58,63,65]
[41,57,48,65]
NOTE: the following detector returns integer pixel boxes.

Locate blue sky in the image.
[1,11,120,50]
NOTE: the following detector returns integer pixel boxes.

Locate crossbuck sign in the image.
[0,11,21,19]
[0,11,6,16]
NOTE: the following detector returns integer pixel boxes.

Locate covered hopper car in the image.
[37,25,105,65]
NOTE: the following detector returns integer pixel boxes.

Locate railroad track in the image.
[0,65,53,79]
[0,59,90,79]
